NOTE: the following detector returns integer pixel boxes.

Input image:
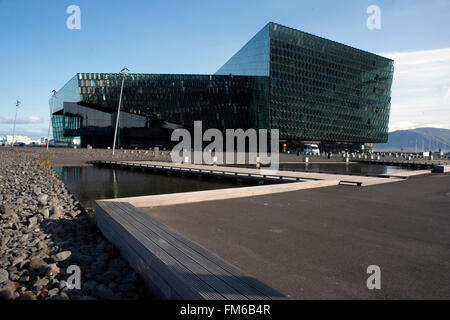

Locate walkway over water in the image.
[90,160,426,188]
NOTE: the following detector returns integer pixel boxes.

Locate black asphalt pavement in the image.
[143,173,450,299]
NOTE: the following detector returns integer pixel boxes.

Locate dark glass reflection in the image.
[50,22,393,146]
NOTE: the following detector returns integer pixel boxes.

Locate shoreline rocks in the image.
[0,149,152,300]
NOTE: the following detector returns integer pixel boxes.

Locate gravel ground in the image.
[9,147,172,167]
[0,148,153,300]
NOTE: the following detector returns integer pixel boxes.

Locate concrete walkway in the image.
[139,173,450,299]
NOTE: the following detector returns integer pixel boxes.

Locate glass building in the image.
[50,22,393,149]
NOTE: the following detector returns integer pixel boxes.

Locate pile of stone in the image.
[0,149,152,300]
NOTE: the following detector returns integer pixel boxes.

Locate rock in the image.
[33,278,50,291]
[49,197,59,205]
[96,240,107,251]
[54,250,71,262]
[0,237,10,247]
[37,288,48,300]
[28,216,37,227]
[40,208,49,219]
[29,257,47,272]
[108,258,126,271]
[122,272,138,284]
[59,280,67,290]
[9,273,20,281]
[0,150,151,300]
[68,210,79,218]
[51,292,69,300]
[46,264,60,277]
[49,206,62,219]
[71,252,93,265]
[48,288,59,297]
[12,254,27,266]
[103,271,119,282]
[19,291,37,300]
[83,280,97,292]
[0,286,15,300]
[33,187,41,196]
[105,244,115,256]
[38,194,48,205]
[0,206,14,219]
[0,268,9,283]
[94,284,115,300]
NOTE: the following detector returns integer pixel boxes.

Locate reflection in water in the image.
[53,166,259,210]
[54,163,411,210]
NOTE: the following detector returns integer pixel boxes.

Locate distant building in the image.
[42,136,80,147]
[2,135,41,145]
[50,22,394,150]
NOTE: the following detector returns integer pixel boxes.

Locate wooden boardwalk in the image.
[90,160,412,186]
[95,200,288,300]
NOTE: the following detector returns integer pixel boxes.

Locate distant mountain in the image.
[373,127,450,152]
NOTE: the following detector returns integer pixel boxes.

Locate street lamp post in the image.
[12,100,20,146]
[112,67,129,156]
[47,90,56,150]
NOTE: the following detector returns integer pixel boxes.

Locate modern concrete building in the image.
[50,22,394,150]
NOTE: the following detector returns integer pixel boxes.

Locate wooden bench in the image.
[94,200,288,300]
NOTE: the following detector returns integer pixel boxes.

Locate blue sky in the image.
[0,0,449,138]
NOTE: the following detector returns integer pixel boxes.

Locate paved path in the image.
[140,173,450,299]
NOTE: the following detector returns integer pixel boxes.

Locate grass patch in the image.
[40,155,52,167]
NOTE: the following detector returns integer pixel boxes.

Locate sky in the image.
[0,0,449,139]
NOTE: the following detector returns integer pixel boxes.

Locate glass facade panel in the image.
[215,23,270,76]
[267,22,393,143]
[50,22,393,147]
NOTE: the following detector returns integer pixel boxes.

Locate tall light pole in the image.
[47,90,56,150]
[112,67,129,156]
[12,100,20,146]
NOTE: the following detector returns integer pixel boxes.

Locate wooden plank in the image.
[112,201,277,300]
[104,201,247,300]
[95,201,221,300]
[113,202,287,299]
[95,202,191,299]
[94,202,184,299]
[97,203,204,300]
[98,201,222,300]
[98,201,227,300]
